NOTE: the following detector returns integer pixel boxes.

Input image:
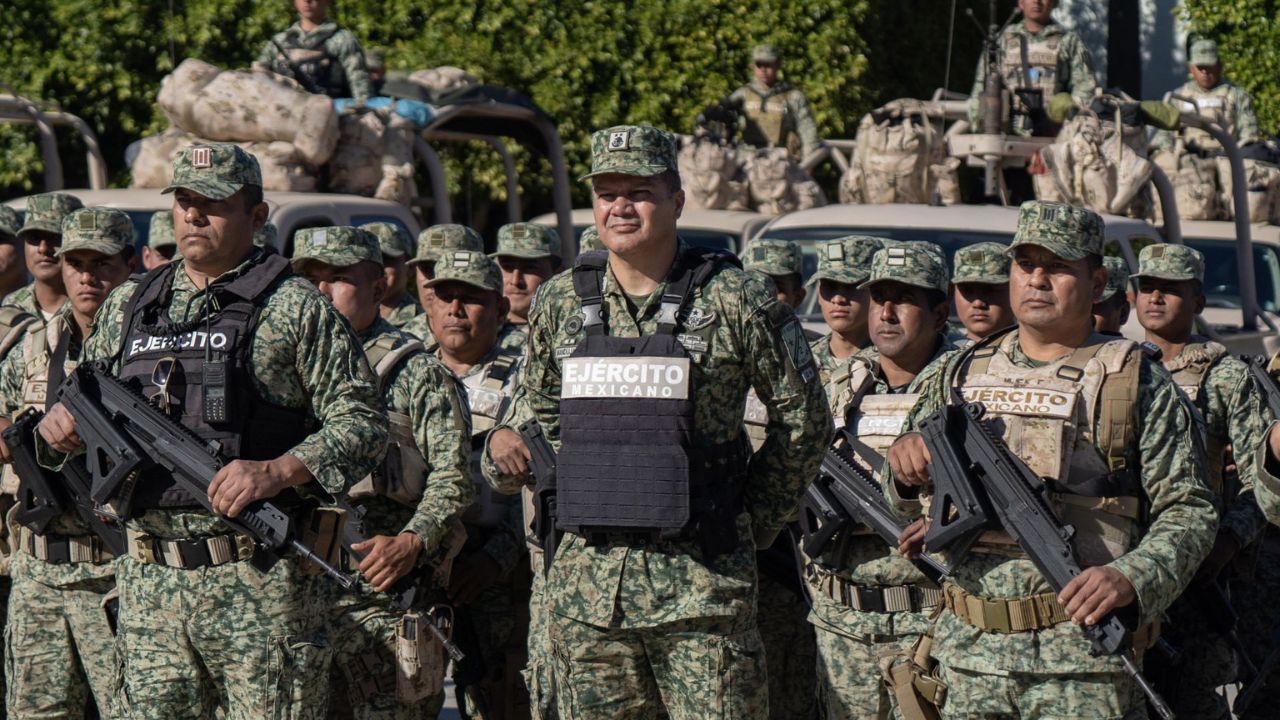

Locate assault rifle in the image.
[918,392,1174,720]
[267,37,326,96]
[1244,354,1280,419]
[518,419,559,572]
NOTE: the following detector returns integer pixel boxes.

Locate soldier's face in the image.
[1136,277,1204,340]
[428,281,509,359]
[1092,295,1130,334]
[591,174,684,258]
[1191,63,1221,90]
[173,188,266,271]
[953,282,1012,340]
[294,0,330,23]
[413,264,436,307]
[1009,246,1104,335]
[23,230,62,284]
[818,279,869,337]
[869,281,946,361]
[382,256,409,301]
[1018,0,1055,24]
[754,62,779,87]
[497,255,556,321]
[62,249,132,321]
[302,261,386,332]
[0,233,25,289]
[770,273,806,310]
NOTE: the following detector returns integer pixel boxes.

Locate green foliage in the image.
[1181,0,1280,134]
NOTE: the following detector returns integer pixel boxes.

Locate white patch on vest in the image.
[853,413,909,438]
[960,384,1076,418]
[744,390,767,425]
[1196,97,1225,110]
[561,356,691,400]
[465,385,507,424]
[125,329,236,359]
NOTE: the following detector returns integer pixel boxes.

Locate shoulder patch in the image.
[765,302,816,383]
[681,307,716,330]
[563,314,584,336]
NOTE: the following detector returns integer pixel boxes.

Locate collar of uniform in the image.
[601,239,692,320]
[170,247,267,296]
[749,79,791,97]
[440,342,503,381]
[1013,19,1064,39]
[287,20,338,42]
[357,317,399,347]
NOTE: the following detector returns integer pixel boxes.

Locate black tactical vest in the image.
[116,253,313,510]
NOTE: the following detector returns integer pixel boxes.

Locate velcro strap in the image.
[19,527,112,564]
[943,582,1069,633]
[821,574,942,614]
[126,528,254,569]
[1054,493,1142,520]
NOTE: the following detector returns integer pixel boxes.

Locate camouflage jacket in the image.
[1,284,65,326]
[498,321,529,354]
[729,79,820,158]
[255,21,372,102]
[1152,78,1259,153]
[512,247,831,627]
[809,332,864,387]
[380,292,421,329]
[967,19,1097,133]
[400,312,436,348]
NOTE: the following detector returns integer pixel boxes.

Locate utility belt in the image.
[126,528,257,569]
[18,526,114,565]
[811,569,941,614]
[942,582,1070,633]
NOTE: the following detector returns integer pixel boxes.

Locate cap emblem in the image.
[607,131,631,151]
[191,147,213,169]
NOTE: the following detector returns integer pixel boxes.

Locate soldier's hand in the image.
[353,532,423,593]
[489,428,532,479]
[1058,566,1136,626]
[887,432,932,489]
[448,550,502,605]
[37,403,81,454]
[898,517,929,559]
[208,455,307,518]
[0,417,12,464]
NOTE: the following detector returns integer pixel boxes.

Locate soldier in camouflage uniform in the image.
[292,225,473,720]
[142,209,178,271]
[402,224,485,346]
[1130,243,1274,719]
[0,207,137,719]
[742,238,807,312]
[4,192,82,324]
[728,45,821,160]
[0,206,28,301]
[253,221,279,254]
[496,124,830,719]
[577,226,603,254]
[808,235,882,381]
[492,223,561,354]
[885,201,1217,717]
[37,144,389,719]
[254,0,372,102]
[1151,39,1259,155]
[950,241,1012,344]
[1092,256,1131,335]
[362,222,422,329]
[804,242,955,720]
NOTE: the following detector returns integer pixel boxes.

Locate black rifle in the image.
[58,361,353,588]
[268,37,326,95]
[1244,354,1280,418]
[918,393,1174,720]
[518,419,560,572]
[4,407,126,556]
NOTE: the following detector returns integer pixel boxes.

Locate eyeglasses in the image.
[150,356,177,414]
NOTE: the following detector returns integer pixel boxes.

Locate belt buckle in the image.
[131,533,159,565]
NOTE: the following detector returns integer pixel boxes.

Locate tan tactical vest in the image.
[841,360,919,457]
[1168,83,1239,151]
[741,84,796,152]
[1165,341,1229,496]
[1,315,74,495]
[349,335,431,507]
[460,348,521,529]
[955,332,1144,566]
[1000,30,1063,98]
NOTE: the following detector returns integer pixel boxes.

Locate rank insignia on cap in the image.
[453,251,469,267]
[511,226,527,238]
[78,213,97,231]
[1150,246,1164,258]
[826,244,844,261]
[887,247,907,265]
[191,147,213,169]
[607,131,630,151]
[1040,205,1058,223]
[312,229,327,247]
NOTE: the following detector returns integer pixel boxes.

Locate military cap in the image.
[163,144,262,201]
[809,235,884,286]
[1099,256,1131,302]
[365,48,386,71]
[743,238,803,278]
[952,242,1011,285]
[1132,243,1204,283]
[578,225,604,253]
[253,222,277,249]
[18,192,84,239]
[362,221,415,260]
[493,223,559,260]
[408,224,484,267]
[1190,38,1219,66]
[1009,201,1103,262]
[148,210,176,249]
[752,44,781,64]
[424,250,503,292]
[582,125,678,180]
[291,226,383,270]
[0,206,19,239]
[861,242,949,293]
[57,207,135,257]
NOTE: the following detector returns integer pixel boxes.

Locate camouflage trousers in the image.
[115,554,332,720]
[548,613,767,720]
[936,663,1145,719]
[5,550,116,720]
[813,623,919,720]
[755,570,816,720]
[1233,530,1280,720]
[524,563,555,720]
[452,576,530,719]
[1142,597,1233,720]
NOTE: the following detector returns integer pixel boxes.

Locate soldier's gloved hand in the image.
[488,427,532,479]
[448,550,502,605]
[898,517,929,559]
[887,431,932,492]
[353,532,423,593]
[1058,566,1137,626]
[37,403,81,454]
[208,455,308,518]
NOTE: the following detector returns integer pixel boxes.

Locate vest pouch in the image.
[352,411,427,507]
[396,609,446,703]
[557,443,691,532]
[298,505,345,577]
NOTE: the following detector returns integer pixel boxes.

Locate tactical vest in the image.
[0,306,37,366]
[349,335,430,507]
[741,83,795,150]
[1000,30,1063,98]
[1,314,75,497]
[117,254,313,510]
[278,27,347,98]
[1165,340,1229,496]
[955,331,1144,566]
[458,347,522,530]
[554,248,749,553]
[1166,82,1239,152]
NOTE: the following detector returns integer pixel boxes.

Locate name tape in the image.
[126,330,235,359]
[960,385,1076,419]
[562,356,690,400]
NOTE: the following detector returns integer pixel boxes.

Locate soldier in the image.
[142,209,178,271]
[401,224,485,345]
[577,225,603,254]
[254,0,372,102]
[1092,255,1130,335]
[728,44,821,160]
[950,241,1012,343]
[742,237,807,311]
[492,222,561,353]
[36,144,388,718]
[0,207,136,719]
[0,206,28,300]
[366,48,387,96]
[5,192,82,323]
[803,242,955,720]
[808,235,882,380]
[501,124,830,718]
[1152,38,1258,155]
[1130,243,1273,719]
[885,201,1217,717]
[362,221,422,328]
[966,0,1097,136]
[423,250,529,718]
[291,225,472,720]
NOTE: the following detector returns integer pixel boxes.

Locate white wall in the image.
[1054,0,1189,99]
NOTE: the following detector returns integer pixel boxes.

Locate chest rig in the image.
[1166,340,1229,496]
[116,254,312,511]
[742,83,795,149]
[350,335,429,508]
[1174,84,1239,151]
[555,248,749,554]
[1000,30,1063,97]
[280,26,345,98]
[459,348,521,530]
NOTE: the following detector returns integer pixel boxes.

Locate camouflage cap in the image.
[408,224,484,267]
[493,222,559,260]
[809,235,884,286]
[742,238,803,278]
[148,210,176,249]
[1190,38,1219,66]
[0,206,19,239]
[952,242,1011,285]
[1009,201,1103,262]
[57,207,135,257]
[752,44,781,64]
[424,250,503,292]
[361,221,414,260]
[578,225,604,253]
[861,242,949,293]
[290,226,383,270]
[581,125,678,180]
[1099,256,1131,302]
[253,222,277,249]
[365,48,386,71]
[19,192,84,239]
[1132,243,1204,283]
[162,144,262,201]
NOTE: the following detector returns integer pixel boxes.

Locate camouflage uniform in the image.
[808,235,883,382]
[729,45,820,159]
[493,125,831,719]
[492,223,561,356]
[1152,40,1258,154]
[1099,256,1129,303]
[0,208,134,720]
[0,207,17,241]
[949,242,1011,347]
[3,193,82,324]
[402,225,486,347]
[255,20,372,102]
[363,222,422,329]
[291,227,472,720]
[147,210,176,252]
[253,222,278,253]
[886,202,1218,717]
[69,146,388,719]
[806,245,956,720]
[577,226,603,254]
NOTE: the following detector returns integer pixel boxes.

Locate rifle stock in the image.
[518,419,559,572]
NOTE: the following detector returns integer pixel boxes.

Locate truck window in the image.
[1187,240,1280,313]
